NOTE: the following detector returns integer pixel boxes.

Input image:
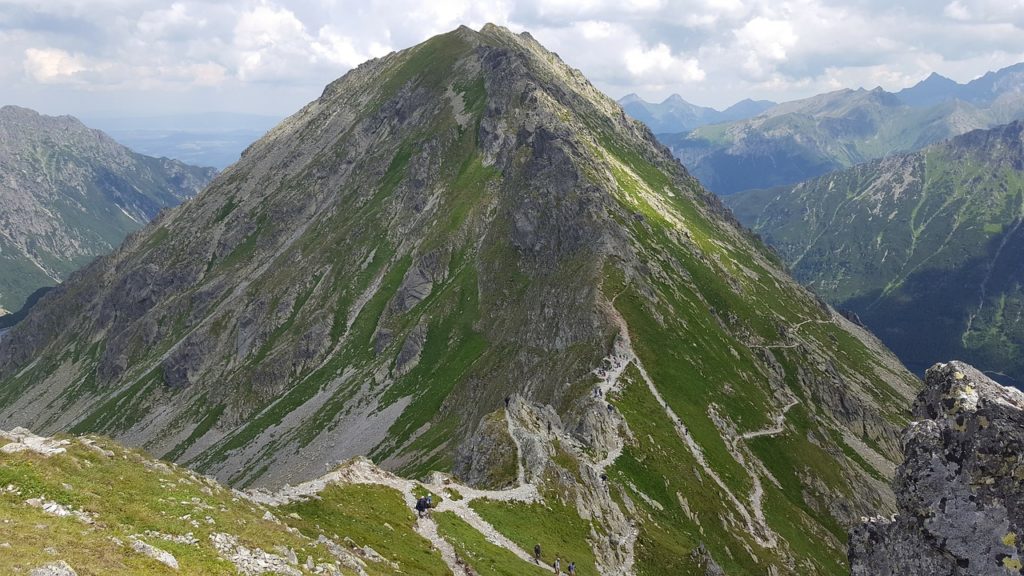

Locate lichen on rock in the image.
[849,361,1024,575]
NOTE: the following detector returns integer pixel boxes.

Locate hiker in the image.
[607,403,614,413]
[553,555,561,574]
[533,543,542,563]
[505,395,511,408]
[568,561,576,575]
[426,494,433,509]
[415,497,427,518]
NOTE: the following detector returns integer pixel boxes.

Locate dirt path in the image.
[740,397,799,440]
[605,306,779,549]
[504,405,528,487]
[251,457,542,574]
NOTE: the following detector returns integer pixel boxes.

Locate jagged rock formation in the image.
[850,361,1024,574]
[660,62,1024,195]
[727,120,1024,386]
[0,25,920,573]
[0,105,215,312]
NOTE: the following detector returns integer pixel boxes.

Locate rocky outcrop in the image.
[452,409,518,489]
[30,562,78,576]
[1,427,70,456]
[849,361,1024,575]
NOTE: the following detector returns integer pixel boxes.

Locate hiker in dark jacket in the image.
[415,497,427,518]
[533,543,541,563]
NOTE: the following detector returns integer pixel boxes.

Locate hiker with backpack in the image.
[533,543,542,564]
[415,496,429,518]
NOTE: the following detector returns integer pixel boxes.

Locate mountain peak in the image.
[618,92,645,105]
[0,25,917,573]
[662,93,690,106]
[0,106,215,312]
[0,104,79,128]
[897,69,965,106]
[923,71,954,83]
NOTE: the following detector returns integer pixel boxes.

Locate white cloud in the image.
[577,20,614,39]
[624,43,705,82]
[137,3,207,38]
[734,17,797,77]
[2,0,1024,116]
[945,1,972,20]
[23,48,88,83]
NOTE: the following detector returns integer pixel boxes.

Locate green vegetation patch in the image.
[471,498,598,575]
[434,511,550,576]
[0,437,337,575]
[280,483,450,576]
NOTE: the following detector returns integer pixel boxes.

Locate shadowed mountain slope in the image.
[727,120,1024,387]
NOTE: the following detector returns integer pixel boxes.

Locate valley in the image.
[725,121,1024,388]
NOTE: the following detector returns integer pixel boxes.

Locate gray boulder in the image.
[30,561,78,576]
[849,361,1024,575]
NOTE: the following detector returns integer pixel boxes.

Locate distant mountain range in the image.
[0,105,216,314]
[652,62,1024,195]
[86,113,282,169]
[726,120,1024,387]
[895,63,1024,107]
[618,93,775,134]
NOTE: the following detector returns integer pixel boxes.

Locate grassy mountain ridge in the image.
[0,24,917,573]
[658,65,1024,195]
[0,105,216,313]
[726,120,1024,387]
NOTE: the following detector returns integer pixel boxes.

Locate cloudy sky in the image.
[3,0,1024,119]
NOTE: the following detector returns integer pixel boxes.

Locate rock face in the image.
[0,24,919,573]
[0,105,216,313]
[849,361,1024,575]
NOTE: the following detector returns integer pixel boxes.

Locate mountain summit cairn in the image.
[850,361,1024,575]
